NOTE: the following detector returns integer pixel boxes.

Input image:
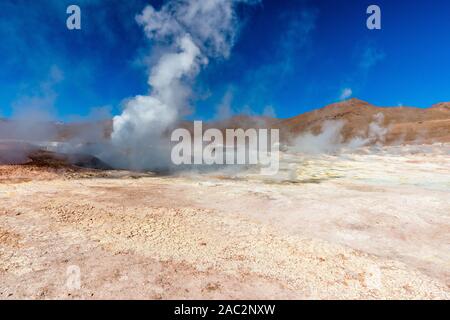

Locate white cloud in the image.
[339,88,353,100]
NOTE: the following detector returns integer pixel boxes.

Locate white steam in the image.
[339,88,353,100]
[111,0,254,170]
[292,120,346,154]
[348,113,389,148]
[291,113,390,154]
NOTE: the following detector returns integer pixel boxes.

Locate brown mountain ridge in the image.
[1,98,450,145]
[277,98,450,144]
[184,98,450,145]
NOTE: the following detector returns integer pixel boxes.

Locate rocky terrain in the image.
[0,100,449,299]
[0,143,449,299]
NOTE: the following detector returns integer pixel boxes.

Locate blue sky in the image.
[1,0,450,121]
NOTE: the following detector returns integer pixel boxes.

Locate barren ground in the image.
[0,144,449,299]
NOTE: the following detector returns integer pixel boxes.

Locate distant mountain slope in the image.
[190,99,450,144]
[1,99,450,145]
[277,99,450,144]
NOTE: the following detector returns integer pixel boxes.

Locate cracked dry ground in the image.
[0,164,449,299]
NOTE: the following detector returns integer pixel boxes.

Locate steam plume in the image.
[291,113,390,154]
[111,0,256,170]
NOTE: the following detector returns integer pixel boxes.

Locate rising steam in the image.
[291,113,390,154]
[111,0,256,170]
